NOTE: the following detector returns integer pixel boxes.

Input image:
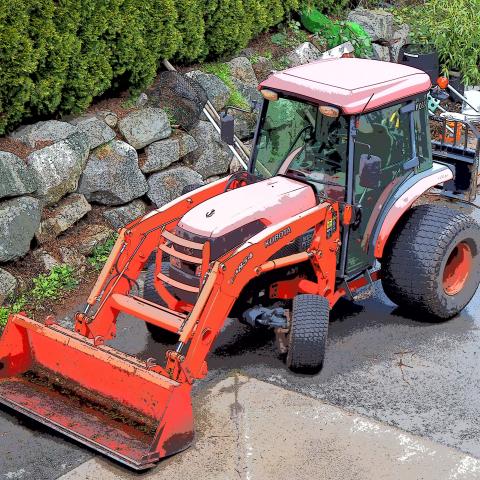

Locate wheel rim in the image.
[443,241,473,296]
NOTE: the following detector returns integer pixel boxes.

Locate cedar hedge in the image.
[0,0,334,134]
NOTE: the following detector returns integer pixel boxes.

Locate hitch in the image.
[243,305,288,329]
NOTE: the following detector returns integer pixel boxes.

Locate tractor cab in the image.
[247,58,436,275]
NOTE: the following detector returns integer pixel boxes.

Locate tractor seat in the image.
[355,123,393,168]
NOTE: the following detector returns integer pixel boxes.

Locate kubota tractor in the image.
[1,58,479,469]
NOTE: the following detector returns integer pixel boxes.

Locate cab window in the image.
[346,101,413,274]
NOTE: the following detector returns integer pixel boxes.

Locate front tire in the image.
[381,204,480,320]
[286,294,329,373]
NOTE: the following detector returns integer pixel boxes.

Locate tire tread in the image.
[381,204,480,319]
[287,294,329,373]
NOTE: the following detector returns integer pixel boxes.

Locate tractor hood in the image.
[177,176,316,240]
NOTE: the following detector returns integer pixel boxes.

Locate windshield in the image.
[252,97,349,201]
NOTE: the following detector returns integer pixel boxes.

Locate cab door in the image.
[344,98,430,276]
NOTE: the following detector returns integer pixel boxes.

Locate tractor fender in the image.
[373,162,454,259]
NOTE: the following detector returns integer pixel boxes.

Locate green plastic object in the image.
[300,7,373,57]
[300,8,333,34]
[345,22,369,44]
[300,8,341,48]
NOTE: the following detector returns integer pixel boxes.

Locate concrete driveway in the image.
[1,203,480,479]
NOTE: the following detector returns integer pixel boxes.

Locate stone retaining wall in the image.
[0,52,278,303]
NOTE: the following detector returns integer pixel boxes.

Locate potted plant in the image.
[398,43,439,84]
[447,70,465,101]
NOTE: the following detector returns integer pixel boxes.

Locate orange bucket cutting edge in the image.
[0,314,194,470]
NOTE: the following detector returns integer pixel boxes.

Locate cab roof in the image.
[259,58,431,115]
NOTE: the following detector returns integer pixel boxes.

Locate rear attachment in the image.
[0,315,193,470]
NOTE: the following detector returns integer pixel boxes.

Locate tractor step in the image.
[344,269,379,302]
[110,294,186,333]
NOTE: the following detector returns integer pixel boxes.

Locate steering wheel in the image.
[224,171,258,192]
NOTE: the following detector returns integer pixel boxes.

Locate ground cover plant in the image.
[0,235,117,332]
[0,265,77,329]
[202,63,250,109]
[88,234,118,271]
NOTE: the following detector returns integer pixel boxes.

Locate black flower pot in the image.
[448,71,465,102]
[398,43,439,84]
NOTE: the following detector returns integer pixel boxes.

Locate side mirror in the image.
[359,154,382,189]
[220,112,235,146]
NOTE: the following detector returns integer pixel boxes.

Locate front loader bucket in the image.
[0,314,193,470]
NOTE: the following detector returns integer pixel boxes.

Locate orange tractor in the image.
[1,58,479,469]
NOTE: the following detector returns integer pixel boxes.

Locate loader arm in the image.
[75,176,230,341]
[0,171,344,471]
[80,190,340,383]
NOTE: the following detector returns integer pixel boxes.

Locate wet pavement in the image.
[1,203,480,479]
[57,375,480,480]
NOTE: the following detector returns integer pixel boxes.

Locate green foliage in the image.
[271,32,288,46]
[392,0,480,86]
[392,6,431,44]
[301,0,349,17]
[336,22,373,58]
[1,295,28,328]
[262,51,274,60]
[249,50,273,64]
[0,2,38,134]
[273,56,292,71]
[0,266,76,332]
[0,0,181,133]
[0,237,119,332]
[175,0,207,62]
[32,265,78,301]
[227,90,250,109]
[271,20,310,48]
[88,234,118,271]
[2,0,312,133]
[287,20,309,44]
[250,54,261,65]
[204,0,252,57]
[0,308,8,329]
[202,63,231,83]
[202,63,250,109]
[301,6,372,58]
[163,106,179,126]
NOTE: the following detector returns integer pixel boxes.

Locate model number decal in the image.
[230,252,253,284]
[265,227,292,247]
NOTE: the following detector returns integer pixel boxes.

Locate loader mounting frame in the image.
[0,176,379,469]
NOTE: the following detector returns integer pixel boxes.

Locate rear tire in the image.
[286,294,329,373]
[143,262,179,343]
[381,204,480,320]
